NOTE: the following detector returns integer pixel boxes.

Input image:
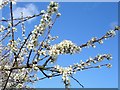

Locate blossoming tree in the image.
[0,0,119,89]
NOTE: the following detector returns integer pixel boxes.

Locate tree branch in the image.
[3,2,14,90]
[70,76,84,88]
[43,56,52,67]
[27,50,32,67]
[10,2,14,41]
[80,28,119,49]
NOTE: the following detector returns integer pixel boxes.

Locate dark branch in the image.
[3,2,14,90]
[43,56,52,67]
[70,76,84,88]
[10,2,14,41]
[27,50,32,67]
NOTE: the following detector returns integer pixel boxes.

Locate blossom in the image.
[107,63,112,68]
[115,26,120,30]
[87,37,97,48]
[33,64,39,71]
[53,53,113,87]
[28,1,61,50]
[98,40,103,44]
[57,13,61,17]
[0,0,16,10]
[106,30,116,37]
[40,10,46,14]
[49,40,81,56]
[0,0,9,9]
[54,65,72,86]
[0,25,5,32]
[7,40,18,53]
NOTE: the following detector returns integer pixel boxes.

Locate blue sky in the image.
[1,2,118,88]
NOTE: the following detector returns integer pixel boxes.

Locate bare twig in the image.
[27,50,32,67]
[0,31,10,42]
[40,69,51,78]
[43,56,52,67]
[70,76,84,88]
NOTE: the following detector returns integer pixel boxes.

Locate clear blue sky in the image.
[2,2,118,88]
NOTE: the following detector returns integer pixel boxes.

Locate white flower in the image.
[0,25,5,32]
[49,40,81,56]
[107,30,116,37]
[41,10,46,14]
[98,40,103,44]
[33,64,39,71]
[97,65,101,68]
[12,27,17,32]
[0,0,9,9]
[107,63,112,68]
[57,13,61,17]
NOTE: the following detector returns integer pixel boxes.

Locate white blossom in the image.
[49,40,81,56]
[107,63,112,68]
[28,2,61,50]
[0,0,16,10]
[107,30,116,37]
[0,25,5,32]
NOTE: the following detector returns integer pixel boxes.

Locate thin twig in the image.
[0,12,43,22]
[70,76,84,88]
[27,50,32,67]
[43,56,52,67]
[40,69,50,78]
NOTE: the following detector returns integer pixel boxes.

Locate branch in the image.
[70,76,84,88]
[17,32,32,57]
[1,50,10,60]
[81,64,108,70]
[27,50,32,67]
[32,73,61,81]
[3,2,14,90]
[80,27,119,49]
[40,69,51,78]
[10,2,14,41]
[43,56,52,67]
[0,31,10,42]
[2,69,12,90]
[0,12,43,22]
[0,64,47,71]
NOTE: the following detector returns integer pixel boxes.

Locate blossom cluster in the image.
[85,29,118,48]
[86,37,97,48]
[0,0,9,9]
[49,40,81,56]
[0,0,16,9]
[53,54,112,87]
[7,40,18,53]
[28,1,60,50]
[21,12,26,38]
[106,30,116,37]
[54,65,72,86]
[0,64,37,88]
[4,68,30,88]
